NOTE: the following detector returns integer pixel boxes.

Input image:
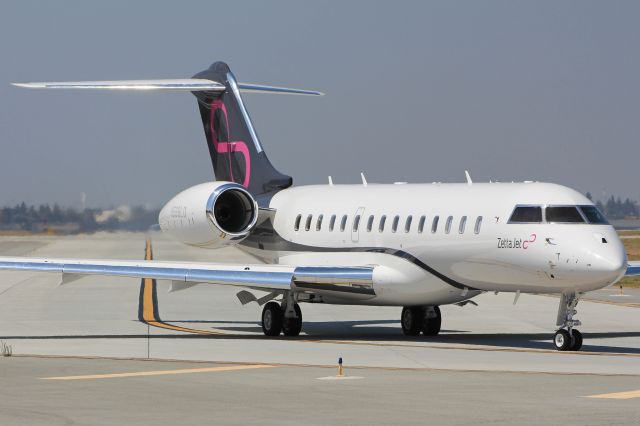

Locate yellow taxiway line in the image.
[585,389,640,399]
[42,364,276,381]
[140,239,224,335]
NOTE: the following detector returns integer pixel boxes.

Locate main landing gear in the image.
[261,292,302,337]
[553,292,583,351]
[401,306,441,336]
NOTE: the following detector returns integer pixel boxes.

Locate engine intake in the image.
[207,184,257,237]
[159,182,258,249]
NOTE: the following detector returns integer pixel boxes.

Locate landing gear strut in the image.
[553,292,583,351]
[261,292,302,337]
[401,306,441,336]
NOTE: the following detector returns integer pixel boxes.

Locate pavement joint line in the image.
[584,389,640,399]
[40,364,277,380]
[12,354,640,377]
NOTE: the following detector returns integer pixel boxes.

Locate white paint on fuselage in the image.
[237,181,626,306]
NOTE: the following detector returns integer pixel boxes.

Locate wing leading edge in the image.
[0,257,374,295]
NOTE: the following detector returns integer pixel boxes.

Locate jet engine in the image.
[159,182,258,249]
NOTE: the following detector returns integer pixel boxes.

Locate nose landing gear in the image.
[553,292,583,351]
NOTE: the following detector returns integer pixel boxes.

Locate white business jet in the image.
[2,61,637,351]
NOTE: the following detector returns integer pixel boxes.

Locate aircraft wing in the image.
[0,257,375,295]
[626,261,640,276]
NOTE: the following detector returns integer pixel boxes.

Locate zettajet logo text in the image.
[497,234,537,250]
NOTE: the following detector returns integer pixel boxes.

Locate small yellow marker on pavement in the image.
[317,356,363,380]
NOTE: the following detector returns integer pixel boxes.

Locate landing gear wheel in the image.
[262,301,283,336]
[282,304,302,337]
[401,307,423,336]
[422,306,441,336]
[554,329,572,351]
[554,292,583,351]
[569,329,583,351]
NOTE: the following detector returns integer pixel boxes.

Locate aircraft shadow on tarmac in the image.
[3,319,640,355]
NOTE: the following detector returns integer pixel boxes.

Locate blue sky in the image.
[1,1,638,207]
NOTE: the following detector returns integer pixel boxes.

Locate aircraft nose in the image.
[591,242,627,284]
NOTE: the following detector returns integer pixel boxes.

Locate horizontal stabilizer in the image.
[12,79,225,91]
[12,79,323,96]
[236,83,323,96]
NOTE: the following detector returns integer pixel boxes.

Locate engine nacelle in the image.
[159,182,258,249]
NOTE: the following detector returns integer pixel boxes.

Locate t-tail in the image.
[13,61,323,196]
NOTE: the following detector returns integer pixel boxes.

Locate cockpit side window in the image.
[509,206,542,223]
[546,206,585,223]
[579,206,609,225]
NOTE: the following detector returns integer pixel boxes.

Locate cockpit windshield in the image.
[546,206,584,223]
[578,205,609,224]
[509,205,609,225]
[509,206,542,223]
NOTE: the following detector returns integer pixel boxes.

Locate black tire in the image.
[282,304,302,337]
[401,307,423,336]
[554,329,572,351]
[569,329,583,351]
[262,301,283,336]
[422,306,442,336]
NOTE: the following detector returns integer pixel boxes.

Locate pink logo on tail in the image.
[209,100,251,188]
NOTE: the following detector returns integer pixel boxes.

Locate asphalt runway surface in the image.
[0,233,638,425]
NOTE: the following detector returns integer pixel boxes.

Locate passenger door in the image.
[351,207,365,243]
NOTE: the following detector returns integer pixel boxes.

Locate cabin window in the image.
[509,206,542,223]
[405,216,413,233]
[379,215,387,232]
[294,214,302,231]
[431,216,439,233]
[579,206,608,225]
[305,215,313,231]
[367,215,374,232]
[392,215,400,233]
[340,215,348,232]
[458,216,467,234]
[316,214,323,231]
[474,216,483,234]
[329,214,336,231]
[546,206,585,223]
[353,215,361,232]
[445,216,453,234]
[417,216,426,233]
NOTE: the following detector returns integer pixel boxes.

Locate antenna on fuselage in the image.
[360,172,368,187]
[465,170,473,186]
[328,176,333,186]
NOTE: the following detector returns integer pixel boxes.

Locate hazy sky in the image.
[1,1,638,208]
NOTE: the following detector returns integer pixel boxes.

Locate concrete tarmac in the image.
[1,356,639,426]
[0,233,639,425]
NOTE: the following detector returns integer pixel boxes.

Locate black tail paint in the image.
[192,62,292,196]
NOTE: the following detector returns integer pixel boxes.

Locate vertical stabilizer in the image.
[192,62,292,196]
